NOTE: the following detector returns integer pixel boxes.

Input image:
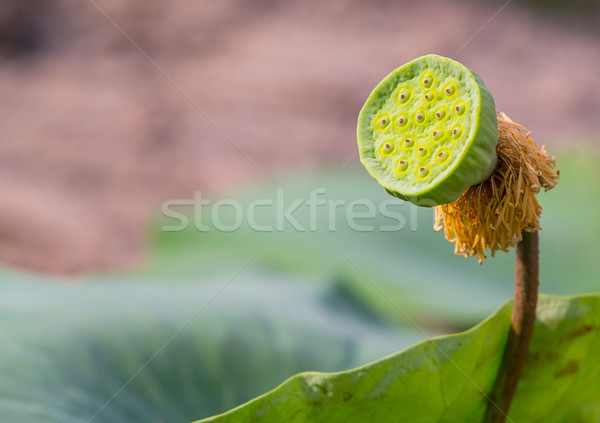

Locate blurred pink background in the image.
[0,0,598,273]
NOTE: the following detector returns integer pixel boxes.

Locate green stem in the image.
[483,230,539,423]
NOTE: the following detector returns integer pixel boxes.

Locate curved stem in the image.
[484,230,539,423]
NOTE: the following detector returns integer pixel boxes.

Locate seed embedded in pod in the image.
[396,115,408,127]
[381,142,395,155]
[432,129,444,141]
[414,110,425,124]
[417,166,430,178]
[396,159,409,173]
[452,127,463,139]
[444,83,456,97]
[421,73,434,88]
[434,108,446,121]
[437,150,450,163]
[424,90,435,103]
[417,147,427,158]
[403,138,414,148]
[375,114,390,130]
[397,88,411,104]
[455,101,467,116]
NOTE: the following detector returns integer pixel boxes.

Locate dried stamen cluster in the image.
[434,112,559,261]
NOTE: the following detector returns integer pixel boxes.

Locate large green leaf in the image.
[198,294,600,422]
[0,270,424,422]
[148,149,600,327]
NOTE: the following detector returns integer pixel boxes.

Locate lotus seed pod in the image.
[357,54,498,206]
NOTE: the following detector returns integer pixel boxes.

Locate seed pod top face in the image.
[357,54,498,206]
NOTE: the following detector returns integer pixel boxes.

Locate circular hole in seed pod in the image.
[444,82,457,97]
[417,147,427,158]
[432,129,444,141]
[454,101,466,116]
[375,114,390,130]
[437,150,450,164]
[434,108,446,120]
[421,73,434,88]
[397,88,411,104]
[396,159,409,173]
[403,138,414,148]
[414,110,425,124]
[417,166,430,178]
[452,127,463,139]
[381,142,395,155]
[396,115,408,127]
[424,90,435,103]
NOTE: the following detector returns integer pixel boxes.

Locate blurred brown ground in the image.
[0,0,598,274]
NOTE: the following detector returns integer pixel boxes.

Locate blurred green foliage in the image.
[0,274,421,422]
[147,148,600,328]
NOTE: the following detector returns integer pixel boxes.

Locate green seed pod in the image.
[357,54,498,206]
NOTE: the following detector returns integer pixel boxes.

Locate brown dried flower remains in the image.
[434,112,559,261]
